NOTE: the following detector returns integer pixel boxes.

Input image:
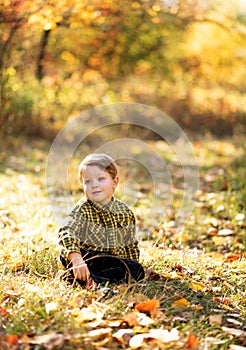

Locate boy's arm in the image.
[58,205,90,281]
[68,252,90,281]
[123,211,140,261]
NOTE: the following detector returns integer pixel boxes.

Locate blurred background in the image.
[0,0,245,138]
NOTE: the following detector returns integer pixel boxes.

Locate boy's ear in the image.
[113,176,119,188]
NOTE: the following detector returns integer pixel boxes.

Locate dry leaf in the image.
[20,333,65,349]
[229,345,246,350]
[162,272,182,279]
[209,314,222,326]
[113,329,133,345]
[6,334,19,346]
[214,297,231,304]
[135,298,159,314]
[187,333,199,349]
[0,306,10,317]
[129,328,180,348]
[76,302,110,323]
[124,312,154,327]
[191,304,203,311]
[222,327,246,337]
[45,302,58,314]
[235,213,245,221]
[172,298,190,308]
[218,229,234,236]
[189,281,206,292]
[84,327,112,339]
[224,253,241,262]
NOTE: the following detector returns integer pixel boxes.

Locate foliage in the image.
[0,135,245,349]
[0,0,245,136]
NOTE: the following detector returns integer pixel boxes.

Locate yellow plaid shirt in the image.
[58,197,140,261]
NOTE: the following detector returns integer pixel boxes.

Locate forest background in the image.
[0,0,246,137]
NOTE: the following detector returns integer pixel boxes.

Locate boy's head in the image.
[78,153,117,183]
[78,154,119,205]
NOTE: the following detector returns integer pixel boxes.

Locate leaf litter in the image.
[0,136,246,349]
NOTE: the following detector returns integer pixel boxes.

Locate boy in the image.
[58,153,144,288]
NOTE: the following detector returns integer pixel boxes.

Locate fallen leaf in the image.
[214,297,231,304]
[84,327,112,339]
[189,281,206,292]
[6,334,19,346]
[222,327,246,337]
[209,314,222,326]
[124,312,154,327]
[187,333,199,349]
[135,298,159,314]
[0,306,10,317]
[218,229,234,236]
[224,253,241,262]
[76,302,110,323]
[129,328,180,348]
[229,345,246,350]
[207,227,218,236]
[173,264,194,274]
[112,329,133,345]
[20,333,65,349]
[45,302,58,314]
[191,304,203,311]
[172,298,190,308]
[227,318,243,327]
[235,213,245,221]
[162,272,182,279]
[221,304,235,311]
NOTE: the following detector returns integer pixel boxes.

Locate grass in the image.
[0,134,245,349]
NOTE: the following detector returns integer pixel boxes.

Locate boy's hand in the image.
[69,252,90,281]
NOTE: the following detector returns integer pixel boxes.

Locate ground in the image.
[0,134,245,349]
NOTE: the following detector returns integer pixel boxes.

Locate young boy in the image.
[58,153,145,287]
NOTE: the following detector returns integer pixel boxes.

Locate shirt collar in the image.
[88,197,115,213]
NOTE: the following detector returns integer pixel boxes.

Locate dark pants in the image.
[60,249,145,286]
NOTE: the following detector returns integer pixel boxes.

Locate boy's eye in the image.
[98,177,105,181]
[85,179,91,184]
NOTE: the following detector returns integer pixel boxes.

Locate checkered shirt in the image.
[58,197,140,261]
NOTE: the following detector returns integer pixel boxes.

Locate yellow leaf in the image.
[162,272,182,279]
[189,281,206,292]
[172,298,190,308]
[191,305,203,311]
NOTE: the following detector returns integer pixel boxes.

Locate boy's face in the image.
[82,165,119,205]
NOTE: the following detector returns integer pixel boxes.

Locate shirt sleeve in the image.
[123,209,140,261]
[58,205,85,259]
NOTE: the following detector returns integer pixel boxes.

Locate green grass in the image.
[0,135,245,349]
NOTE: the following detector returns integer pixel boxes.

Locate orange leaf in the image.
[224,253,241,262]
[187,333,198,349]
[135,298,160,314]
[7,334,19,345]
[0,306,10,316]
[214,297,231,304]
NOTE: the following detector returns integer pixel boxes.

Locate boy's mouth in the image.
[92,190,102,195]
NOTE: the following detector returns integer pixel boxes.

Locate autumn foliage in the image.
[0,0,245,136]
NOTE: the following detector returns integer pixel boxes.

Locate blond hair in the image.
[78,153,117,183]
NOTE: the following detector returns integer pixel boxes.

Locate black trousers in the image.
[60,249,145,286]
